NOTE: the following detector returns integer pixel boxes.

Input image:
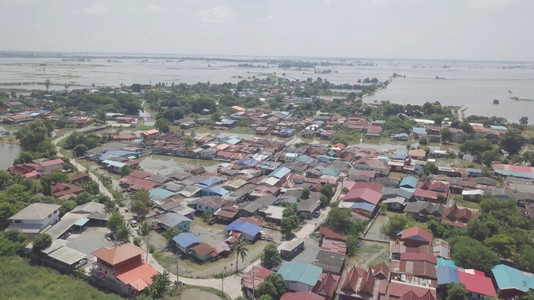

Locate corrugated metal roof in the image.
[278,262,322,286]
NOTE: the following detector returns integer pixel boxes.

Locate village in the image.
[1,78,534,300]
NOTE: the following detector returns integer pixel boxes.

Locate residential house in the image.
[404,201,446,222]
[214,205,239,223]
[278,262,323,292]
[408,149,427,160]
[188,196,226,213]
[441,203,478,228]
[353,158,390,177]
[91,243,159,295]
[312,272,341,300]
[189,243,216,262]
[8,203,61,234]
[242,266,273,298]
[52,183,84,199]
[279,239,305,260]
[173,232,202,254]
[155,212,192,232]
[320,130,336,140]
[336,264,389,300]
[401,226,433,246]
[387,281,436,300]
[224,220,263,242]
[313,250,345,275]
[38,158,64,175]
[492,264,534,299]
[280,292,326,300]
[458,269,497,299]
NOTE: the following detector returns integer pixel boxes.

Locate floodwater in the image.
[1,55,533,122]
[0,142,21,170]
[139,154,218,175]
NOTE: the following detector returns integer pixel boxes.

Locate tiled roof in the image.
[92,243,145,266]
[9,203,60,220]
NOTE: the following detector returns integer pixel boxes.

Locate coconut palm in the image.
[232,236,249,273]
[147,270,171,298]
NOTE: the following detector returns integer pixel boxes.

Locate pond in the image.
[0,143,21,170]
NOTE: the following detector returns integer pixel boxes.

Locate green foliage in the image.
[107,213,125,235]
[130,189,151,218]
[147,270,172,299]
[261,243,282,269]
[155,118,171,133]
[346,234,360,256]
[466,220,490,241]
[441,128,452,142]
[202,211,213,222]
[63,132,101,151]
[0,256,122,299]
[258,273,286,300]
[15,120,52,153]
[382,116,414,134]
[300,188,310,200]
[460,139,493,156]
[449,235,499,273]
[499,129,525,155]
[162,227,181,243]
[232,236,249,273]
[120,165,132,177]
[331,127,362,146]
[32,233,52,254]
[325,207,367,235]
[419,137,428,145]
[381,214,415,239]
[514,246,534,273]
[446,282,468,300]
[484,233,516,258]
[0,229,28,256]
[423,162,438,175]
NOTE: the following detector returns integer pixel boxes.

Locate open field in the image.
[0,256,122,300]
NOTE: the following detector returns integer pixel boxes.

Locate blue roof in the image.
[492,264,534,292]
[392,149,408,160]
[413,127,427,134]
[321,167,340,177]
[205,185,229,196]
[268,167,292,179]
[237,158,259,167]
[437,257,457,268]
[278,262,322,286]
[173,232,201,249]
[99,149,136,161]
[400,176,418,189]
[437,266,459,285]
[196,177,222,188]
[74,217,90,227]
[296,155,314,164]
[465,168,483,174]
[226,137,241,145]
[224,221,262,236]
[351,202,377,212]
[102,160,127,168]
[149,188,176,202]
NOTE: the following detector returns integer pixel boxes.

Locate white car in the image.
[129,219,138,227]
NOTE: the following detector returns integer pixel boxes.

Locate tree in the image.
[441,128,453,143]
[232,236,249,273]
[147,270,171,298]
[346,234,360,256]
[499,129,525,155]
[520,116,529,126]
[320,184,334,200]
[131,199,150,218]
[381,214,413,239]
[466,220,490,241]
[154,118,171,133]
[480,150,501,167]
[73,144,88,157]
[300,188,310,200]
[423,162,438,175]
[202,211,213,222]
[446,282,468,300]
[280,215,299,238]
[484,233,516,258]
[261,243,282,269]
[121,165,132,176]
[514,246,534,273]
[258,273,286,300]
[449,236,499,273]
[131,189,151,219]
[32,233,52,254]
[107,212,125,235]
[44,79,50,91]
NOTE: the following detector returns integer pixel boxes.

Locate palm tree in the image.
[139,221,152,261]
[147,270,171,298]
[232,236,249,273]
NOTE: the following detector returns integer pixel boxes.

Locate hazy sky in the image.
[1,0,532,61]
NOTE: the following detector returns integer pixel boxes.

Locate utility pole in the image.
[252,267,256,300]
[176,250,180,285]
[222,265,226,296]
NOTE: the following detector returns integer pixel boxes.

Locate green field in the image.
[0,256,123,300]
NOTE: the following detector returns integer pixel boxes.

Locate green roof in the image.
[278,262,322,286]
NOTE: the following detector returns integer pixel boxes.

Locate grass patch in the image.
[344,243,389,271]
[228,127,254,135]
[454,198,481,210]
[0,256,122,300]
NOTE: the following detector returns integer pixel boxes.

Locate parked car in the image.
[129,219,138,227]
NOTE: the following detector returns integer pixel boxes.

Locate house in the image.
[280,292,326,300]
[321,238,347,255]
[38,158,64,175]
[141,129,159,141]
[7,162,41,178]
[189,243,216,262]
[8,203,61,234]
[279,238,305,260]
[75,116,94,127]
[155,212,192,232]
[401,226,433,246]
[91,243,159,294]
[242,266,273,298]
[353,158,390,177]
[52,183,84,199]
[188,196,226,213]
[5,113,32,123]
[319,226,346,242]
[278,262,323,292]
[408,149,427,160]
[387,281,436,300]
[391,133,409,141]
[173,232,202,254]
[404,201,445,222]
[70,173,91,185]
[313,250,345,275]
[312,272,340,299]
[224,220,263,242]
[492,264,534,299]
[441,203,478,228]
[320,130,336,140]
[214,205,239,223]
[336,264,389,300]
[458,269,497,299]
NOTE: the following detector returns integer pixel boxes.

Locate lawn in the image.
[344,242,390,271]
[0,256,122,300]
[454,198,482,210]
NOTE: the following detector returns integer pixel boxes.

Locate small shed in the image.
[279,238,305,260]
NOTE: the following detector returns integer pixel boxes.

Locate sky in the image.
[1,0,533,61]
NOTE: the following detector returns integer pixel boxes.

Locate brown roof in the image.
[190,243,215,256]
[312,272,340,299]
[92,243,145,266]
[319,226,346,241]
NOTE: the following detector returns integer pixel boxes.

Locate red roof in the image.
[414,188,438,200]
[388,281,436,299]
[343,187,382,205]
[115,261,159,292]
[92,243,145,266]
[401,226,433,244]
[458,270,497,297]
[128,171,153,179]
[319,226,347,241]
[352,181,383,192]
[241,266,273,290]
[312,272,340,299]
[321,238,347,255]
[39,158,64,167]
[190,243,215,256]
[400,252,437,264]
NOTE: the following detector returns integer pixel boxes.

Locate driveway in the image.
[65,227,115,260]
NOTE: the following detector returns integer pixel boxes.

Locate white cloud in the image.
[467,0,516,9]
[144,3,165,14]
[197,6,234,22]
[83,2,109,16]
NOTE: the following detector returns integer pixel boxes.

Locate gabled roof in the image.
[400,176,418,189]
[9,203,60,220]
[458,269,497,297]
[172,232,201,249]
[38,158,64,167]
[343,187,382,205]
[492,264,534,293]
[190,243,215,256]
[156,212,191,228]
[278,262,323,286]
[280,292,325,300]
[92,243,145,266]
[401,226,433,244]
[312,272,340,299]
[224,221,262,236]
